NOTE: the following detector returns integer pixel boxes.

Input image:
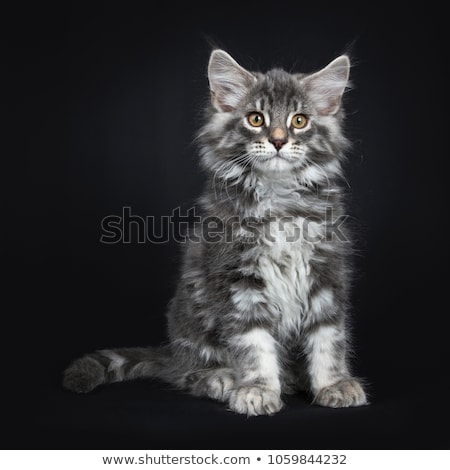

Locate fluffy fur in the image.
[63,50,367,415]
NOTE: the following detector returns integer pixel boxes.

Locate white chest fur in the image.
[237,176,324,337]
[258,217,317,337]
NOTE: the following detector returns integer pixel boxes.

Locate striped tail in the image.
[62,346,172,393]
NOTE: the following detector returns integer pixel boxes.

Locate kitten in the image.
[63,50,367,415]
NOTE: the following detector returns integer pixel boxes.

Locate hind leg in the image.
[184,368,236,402]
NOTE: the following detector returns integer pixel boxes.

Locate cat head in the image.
[199,50,350,185]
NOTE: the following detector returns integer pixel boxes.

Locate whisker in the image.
[340,173,352,190]
[211,152,254,201]
[304,158,331,201]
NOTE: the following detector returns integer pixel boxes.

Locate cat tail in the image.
[62,346,174,393]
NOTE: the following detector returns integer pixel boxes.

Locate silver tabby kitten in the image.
[63,50,367,415]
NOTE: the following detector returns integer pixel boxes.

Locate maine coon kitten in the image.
[63,50,367,415]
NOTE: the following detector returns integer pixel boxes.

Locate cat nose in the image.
[269,128,287,150]
[270,138,287,150]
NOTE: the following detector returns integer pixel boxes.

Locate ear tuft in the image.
[208,50,256,112]
[303,55,350,115]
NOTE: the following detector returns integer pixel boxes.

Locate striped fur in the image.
[63,50,367,415]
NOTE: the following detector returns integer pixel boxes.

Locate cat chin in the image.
[255,155,302,174]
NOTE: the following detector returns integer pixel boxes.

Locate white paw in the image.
[314,379,367,408]
[228,385,283,416]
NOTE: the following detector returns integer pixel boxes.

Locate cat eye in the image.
[291,114,308,129]
[247,112,265,127]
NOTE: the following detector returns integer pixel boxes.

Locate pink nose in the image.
[269,127,287,150]
[269,138,287,150]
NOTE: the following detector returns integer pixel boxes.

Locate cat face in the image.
[200,50,350,184]
[234,70,319,174]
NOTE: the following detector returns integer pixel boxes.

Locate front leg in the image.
[225,274,283,416]
[303,318,367,408]
[228,328,283,416]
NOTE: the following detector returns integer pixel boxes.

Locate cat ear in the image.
[302,55,350,115]
[208,50,256,112]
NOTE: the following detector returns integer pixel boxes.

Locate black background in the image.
[5,1,450,449]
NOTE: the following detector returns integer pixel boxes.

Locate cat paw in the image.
[313,378,367,408]
[228,385,283,416]
[205,371,235,402]
[186,368,235,402]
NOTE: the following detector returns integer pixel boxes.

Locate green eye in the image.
[291,113,308,129]
[247,112,265,127]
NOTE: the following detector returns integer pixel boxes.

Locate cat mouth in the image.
[254,150,296,165]
[260,151,283,160]
[258,155,281,163]
[271,151,289,160]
